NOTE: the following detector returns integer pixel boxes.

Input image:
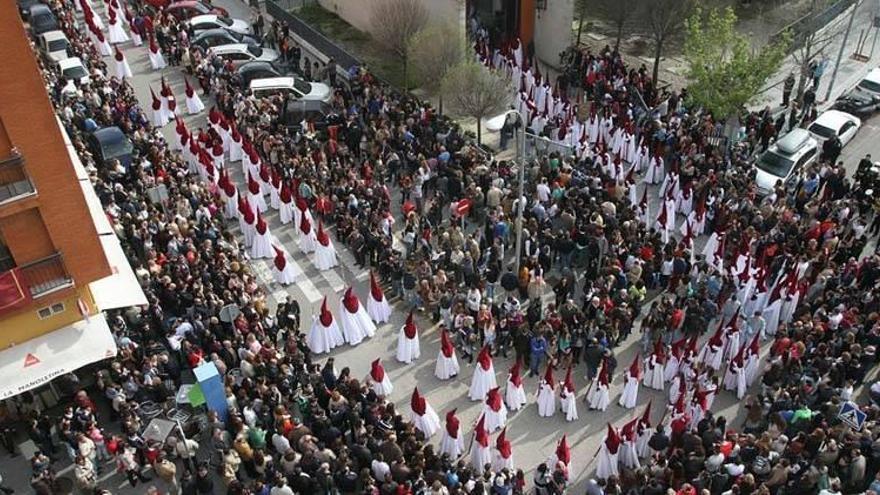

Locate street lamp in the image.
[485,109,527,273]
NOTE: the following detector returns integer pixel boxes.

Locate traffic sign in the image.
[838,401,867,430]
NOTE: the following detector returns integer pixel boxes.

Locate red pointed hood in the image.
[295,196,308,212]
[280,181,292,203]
[223,181,236,199]
[149,35,159,54]
[370,271,384,302]
[509,361,523,388]
[597,358,609,385]
[440,328,454,358]
[273,246,286,271]
[95,29,106,43]
[247,172,260,195]
[562,366,575,393]
[748,332,760,357]
[656,200,667,226]
[476,345,492,371]
[370,358,385,382]
[639,400,653,428]
[496,427,512,458]
[150,87,161,110]
[652,338,665,360]
[209,107,220,125]
[319,297,333,327]
[248,149,261,167]
[410,388,427,416]
[255,212,267,235]
[212,142,223,157]
[259,163,271,183]
[486,387,502,412]
[604,424,621,454]
[674,388,687,414]
[184,76,195,97]
[114,45,124,62]
[621,418,638,441]
[542,364,555,389]
[299,213,311,235]
[474,415,489,447]
[628,353,641,379]
[316,220,330,247]
[160,76,171,97]
[708,324,724,347]
[403,312,417,339]
[342,287,359,314]
[556,435,571,465]
[242,202,255,225]
[231,123,242,142]
[271,168,282,189]
[445,409,460,438]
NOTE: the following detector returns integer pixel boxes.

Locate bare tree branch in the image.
[442,61,513,145]
[369,0,429,88]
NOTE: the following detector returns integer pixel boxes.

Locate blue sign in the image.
[838,401,867,430]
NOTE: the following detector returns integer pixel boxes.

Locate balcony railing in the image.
[0,149,36,205]
[18,253,74,298]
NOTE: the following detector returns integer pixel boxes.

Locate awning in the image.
[0,313,116,400]
[89,235,148,311]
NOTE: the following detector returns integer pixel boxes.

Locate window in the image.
[840,122,856,135]
[0,236,14,272]
[37,302,65,319]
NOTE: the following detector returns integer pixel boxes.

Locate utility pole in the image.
[514,115,526,274]
[825,0,863,101]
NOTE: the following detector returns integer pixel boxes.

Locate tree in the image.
[578,0,638,50]
[684,7,789,118]
[789,4,842,106]
[441,61,512,145]
[642,0,693,85]
[408,23,466,114]
[368,0,429,90]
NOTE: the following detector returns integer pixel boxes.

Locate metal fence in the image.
[524,132,575,159]
[770,0,858,50]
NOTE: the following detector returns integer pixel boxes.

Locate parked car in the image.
[833,88,880,117]
[164,1,228,21]
[279,100,340,132]
[855,68,880,97]
[37,30,70,65]
[209,44,279,68]
[187,14,251,35]
[18,0,41,19]
[249,77,332,103]
[753,128,818,195]
[28,4,57,36]
[192,29,260,51]
[58,57,90,94]
[806,109,861,146]
[237,60,284,90]
[87,127,134,170]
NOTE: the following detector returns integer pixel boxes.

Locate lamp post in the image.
[486,110,527,273]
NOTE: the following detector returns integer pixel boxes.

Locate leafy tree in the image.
[408,23,466,114]
[368,0,429,90]
[683,7,789,118]
[441,61,512,145]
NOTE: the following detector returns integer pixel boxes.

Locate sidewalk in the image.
[750,0,880,112]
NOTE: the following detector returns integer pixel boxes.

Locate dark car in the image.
[279,100,340,132]
[28,4,58,36]
[237,60,287,90]
[18,0,41,19]
[192,29,260,51]
[88,127,134,170]
[832,89,880,118]
[164,1,228,21]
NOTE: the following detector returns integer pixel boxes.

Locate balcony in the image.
[0,149,36,205]
[18,253,74,298]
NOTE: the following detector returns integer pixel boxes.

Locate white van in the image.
[248,77,332,103]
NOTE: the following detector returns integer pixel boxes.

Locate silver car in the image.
[208,44,279,68]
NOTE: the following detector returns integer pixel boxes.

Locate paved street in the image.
[4,0,880,493]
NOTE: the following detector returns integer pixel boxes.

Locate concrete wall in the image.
[318,0,466,38]
[533,0,573,69]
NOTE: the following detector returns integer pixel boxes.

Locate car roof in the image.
[812,110,854,130]
[57,56,83,69]
[774,129,814,155]
[93,126,125,141]
[249,77,295,90]
[168,0,198,6]
[194,28,231,39]
[29,3,51,13]
[41,30,67,42]
[865,68,880,85]
[189,14,218,23]
[210,43,248,54]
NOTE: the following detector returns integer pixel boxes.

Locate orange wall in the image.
[0,209,55,263]
[0,2,109,285]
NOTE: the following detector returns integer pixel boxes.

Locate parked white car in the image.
[58,56,90,94]
[208,44,279,67]
[38,30,70,65]
[806,109,861,146]
[249,77,332,103]
[856,68,880,97]
[188,14,251,35]
[754,128,818,195]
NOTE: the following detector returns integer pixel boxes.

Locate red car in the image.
[148,0,228,20]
